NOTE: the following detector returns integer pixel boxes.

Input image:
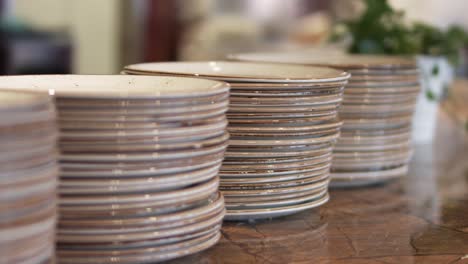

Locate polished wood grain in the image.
[170,84,468,264]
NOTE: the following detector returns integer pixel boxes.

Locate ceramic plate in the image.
[57,209,224,243]
[58,232,221,264]
[58,107,228,123]
[0,75,229,99]
[219,161,331,178]
[60,165,222,195]
[334,140,410,152]
[228,133,339,146]
[330,165,409,187]
[57,100,229,116]
[331,164,408,178]
[225,143,333,159]
[220,167,330,184]
[59,177,220,207]
[221,178,329,197]
[344,85,420,94]
[229,52,416,69]
[55,92,229,108]
[225,188,327,208]
[124,61,350,83]
[224,193,329,221]
[221,153,331,171]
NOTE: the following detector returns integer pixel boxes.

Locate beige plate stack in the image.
[0,75,229,264]
[0,91,58,264]
[124,61,350,220]
[229,52,420,187]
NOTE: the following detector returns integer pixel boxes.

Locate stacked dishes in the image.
[0,91,58,264]
[0,75,229,263]
[124,61,350,220]
[229,52,420,186]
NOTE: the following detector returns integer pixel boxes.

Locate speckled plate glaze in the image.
[0,75,230,99]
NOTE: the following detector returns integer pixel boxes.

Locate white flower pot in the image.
[413,56,454,144]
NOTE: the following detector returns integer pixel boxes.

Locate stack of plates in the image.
[229,52,420,186]
[124,61,350,220]
[0,75,229,263]
[0,91,58,263]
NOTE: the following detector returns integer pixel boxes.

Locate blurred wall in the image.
[11,0,122,74]
[390,0,468,29]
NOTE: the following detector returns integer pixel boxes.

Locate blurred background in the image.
[1,0,467,76]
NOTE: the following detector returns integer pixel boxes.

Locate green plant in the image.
[333,0,468,65]
[412,23,468,65]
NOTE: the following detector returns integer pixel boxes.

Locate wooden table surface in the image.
[170,83,468,264]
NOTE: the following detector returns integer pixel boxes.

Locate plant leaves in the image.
[337,0,468,65]
[431,64,439,76]
[426,89,436,101]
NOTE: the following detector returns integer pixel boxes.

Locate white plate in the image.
[229,133,339,146]
[225,188,327,209]
[332,148,411,159]
[344,85,420,94]
[59,193,218,215]
[58,107,228,123]
[58,115,226,130]
[60,120,227,140]
[61,159,224,178]
[227,119,342,133]
[0,90,51,111]
[347,80,419,87]
[57,209,224,243]
[221,178,329,196]
[55,92,229,108]
[59,165,221,194]
[220,153,331,171]
[331,165,409,180]
[332,158,410,170]
[220,167,330,184]
[59,202,224,235]
[59,177,219,206]
[223,151,331,165]
[340,103,415,114]
[224,193,329,221]
[124,61,350,83]
[334,140,410,151]
[228,104,339,113]
[221,172,329,189]
[60,141,228,161]
[229,52,416,70]
[229,94,342,105]
[228,81,346,89]
[219,162,331,178]
[0,106,56,127]
[225,144,333,159]
[58,224,221,250]
[57,232,221,264]
[0,75,229,99]
[57,100,229,116]
[330,165,408,187]
[59,194,224,228]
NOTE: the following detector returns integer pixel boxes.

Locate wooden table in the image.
[170,84,468,264]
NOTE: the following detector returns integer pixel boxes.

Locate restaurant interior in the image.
[0,1,467,263]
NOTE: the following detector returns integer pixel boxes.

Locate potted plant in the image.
[332,0,468,143]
